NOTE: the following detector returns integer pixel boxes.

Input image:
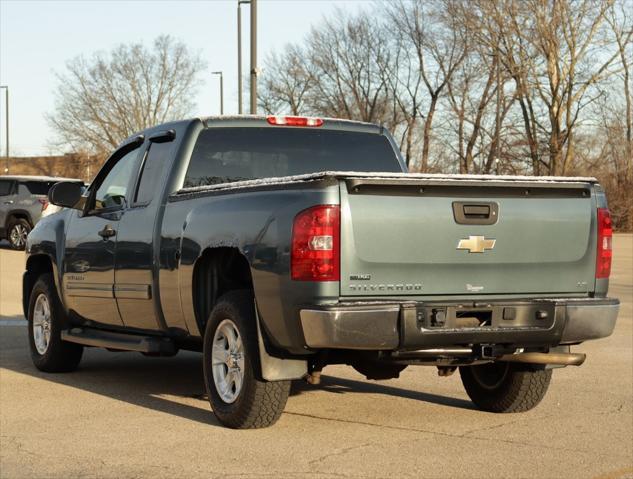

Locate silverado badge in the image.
[457,235,496,253]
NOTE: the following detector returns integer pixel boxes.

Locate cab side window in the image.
[93,148,140,211]
[134,141,172,206]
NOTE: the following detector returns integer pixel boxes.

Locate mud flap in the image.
[255,305,307,381]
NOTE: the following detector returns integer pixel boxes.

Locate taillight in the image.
[596,208,612,279]
[267,116,323,127]
[38,198,48,211]
[291,205,340,281]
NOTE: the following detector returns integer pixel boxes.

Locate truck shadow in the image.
[1,336,474,428]
[290,376,475,411]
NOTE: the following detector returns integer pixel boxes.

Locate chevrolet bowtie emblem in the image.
[457,235,496,253]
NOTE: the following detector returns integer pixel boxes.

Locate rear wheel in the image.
[8,218,31,250]
[459,362,552,413]
[203,290,290,429]
[28,274,83,372]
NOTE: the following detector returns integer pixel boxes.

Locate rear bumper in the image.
[299,297,619,350]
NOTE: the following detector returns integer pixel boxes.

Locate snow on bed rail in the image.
[176,171,597,195]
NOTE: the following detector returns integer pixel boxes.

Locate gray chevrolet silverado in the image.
[23,116,619,428]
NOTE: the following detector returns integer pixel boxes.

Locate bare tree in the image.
[258,9,399,134]
[386,0,467,172]
[444,33,505,173]
[532,0,625,174]
[259,45,314,115]
[306,11,395,125]
[606,0,633,181]
[48,35,205,154]
[255,0,632,227]
[460,0,545,174]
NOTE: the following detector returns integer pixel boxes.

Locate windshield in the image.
[183,127,402,188]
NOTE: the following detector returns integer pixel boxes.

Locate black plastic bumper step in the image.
[61,327,175,354]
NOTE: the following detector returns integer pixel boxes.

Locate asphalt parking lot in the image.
[1,236,631,479]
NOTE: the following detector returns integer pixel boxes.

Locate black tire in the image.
[459,362,552,413]
[8,218,31,250]
[203,290,290,429]
[28,273,83,372]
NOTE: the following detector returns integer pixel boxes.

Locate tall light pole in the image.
[237,0,250,115]
[211,71,224,115]
[0,86,8,174]
[250,0,258,114]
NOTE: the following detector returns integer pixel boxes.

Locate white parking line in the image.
[0,319,26,326]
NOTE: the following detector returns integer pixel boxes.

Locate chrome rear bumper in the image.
[299,297,619,350]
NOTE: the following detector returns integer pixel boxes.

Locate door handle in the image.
[98,224,116,239]
[3,200,13,205]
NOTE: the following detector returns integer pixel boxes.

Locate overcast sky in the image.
[0,0,365,156]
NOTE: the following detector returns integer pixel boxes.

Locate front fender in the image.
[24,210,71,315]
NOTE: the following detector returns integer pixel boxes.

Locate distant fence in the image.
[1,154,105,182]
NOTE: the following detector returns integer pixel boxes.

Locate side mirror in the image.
[48,182,83,210]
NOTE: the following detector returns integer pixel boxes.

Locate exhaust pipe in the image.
[499,352,586,366]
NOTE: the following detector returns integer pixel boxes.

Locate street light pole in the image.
[0,86,8,174]
[237,0,250,115]
[250,0,257,114]
[212,71,224,115]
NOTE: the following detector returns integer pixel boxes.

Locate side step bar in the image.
[61,327,176,354]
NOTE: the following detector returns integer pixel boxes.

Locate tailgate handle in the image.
[463,205,490,218]
[453,202,498,225]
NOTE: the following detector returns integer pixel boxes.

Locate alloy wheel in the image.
[9,224,28,249]
[32,293,52,355]
[211,319,245,403]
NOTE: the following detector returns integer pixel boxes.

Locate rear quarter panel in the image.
[159,182,340,352]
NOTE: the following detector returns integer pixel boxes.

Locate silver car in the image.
[0,175,83,249]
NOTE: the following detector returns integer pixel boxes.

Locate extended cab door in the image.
[62,138,143,326]
[114,130,176,331]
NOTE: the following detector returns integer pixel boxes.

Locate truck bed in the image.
[175,170,599,299]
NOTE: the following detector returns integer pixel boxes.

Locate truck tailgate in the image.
[339,177,596,297]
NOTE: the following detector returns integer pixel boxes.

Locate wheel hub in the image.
[32,293,52,355]
[211,319,245,404]
[10,224,28,249]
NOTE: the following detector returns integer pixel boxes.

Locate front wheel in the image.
[28,274,83,372]
[203,290,290,429]
[459,362,552,413]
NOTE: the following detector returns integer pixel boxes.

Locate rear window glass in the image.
[183,127,401,188]
[0,180,14,196]
[23,181,56,195]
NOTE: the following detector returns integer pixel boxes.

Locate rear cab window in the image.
[183,127,402,188]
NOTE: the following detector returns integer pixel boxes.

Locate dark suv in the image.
[0,175,83,249]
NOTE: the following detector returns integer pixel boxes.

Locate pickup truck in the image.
[24,115,619,429]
